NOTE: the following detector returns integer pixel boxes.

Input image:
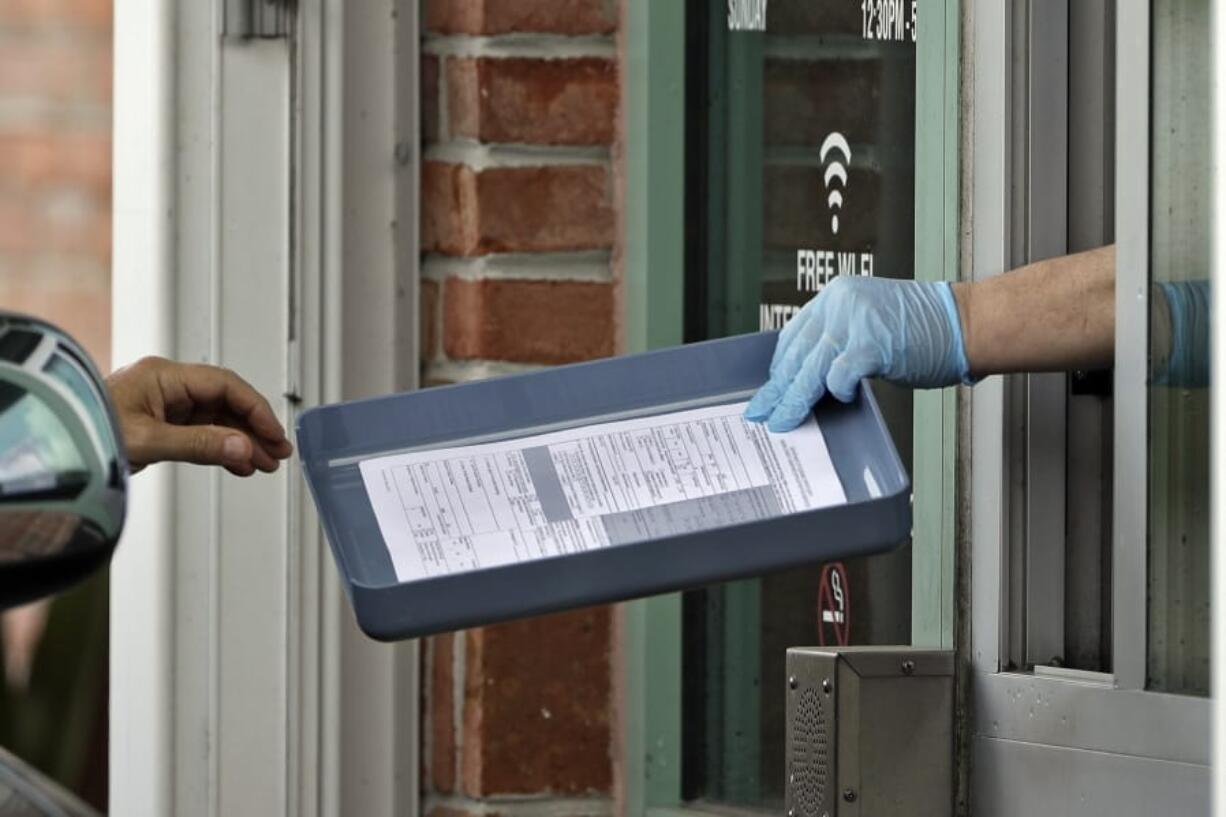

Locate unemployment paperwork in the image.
[359,401,846,583]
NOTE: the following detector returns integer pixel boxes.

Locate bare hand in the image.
[106,357,294,476]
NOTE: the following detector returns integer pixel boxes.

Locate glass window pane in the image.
[682,0,917,806]
[1146,0,1211,696]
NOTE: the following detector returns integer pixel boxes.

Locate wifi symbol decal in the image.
[820,132,851,236]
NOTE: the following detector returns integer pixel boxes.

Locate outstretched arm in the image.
[746,245,1118,432]
[953,245,1115,377]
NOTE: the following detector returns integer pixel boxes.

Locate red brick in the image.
[463,608,613,796]
[443,278,613,365]
[422,55,441,143]
[421,278,440,362]
[478,165,613,252]
[0,192,111,257]
[0,0,112,30]
[447,57,618,146]
[0,204,37,255]
[0,271,111,370]
[0,36,112,104]
[0,1,113,380]
[446,59,481,142]
[0,132,112,199]
[426,0,616,35]
[421,161,614,256]
[430,633,456,793]
[422,161,474,254]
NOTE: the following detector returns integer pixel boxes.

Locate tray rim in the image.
[296,333,912,639]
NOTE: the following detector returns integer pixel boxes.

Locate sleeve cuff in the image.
[937,281,978,386]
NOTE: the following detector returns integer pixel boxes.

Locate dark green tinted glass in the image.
[682,0,916,806]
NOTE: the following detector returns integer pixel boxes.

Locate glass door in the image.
[1146,0,1211,697]
[680,1,918,807]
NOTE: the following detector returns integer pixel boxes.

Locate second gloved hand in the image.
[745,276,971,432]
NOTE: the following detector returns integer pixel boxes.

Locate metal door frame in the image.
[966,0,1209,812]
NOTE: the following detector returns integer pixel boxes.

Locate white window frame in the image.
[967,0,1210,812]
[110,2,420,815]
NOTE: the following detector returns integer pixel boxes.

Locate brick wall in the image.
[0,1,113,809]
[420,2,620,817]
[0,0,112,370]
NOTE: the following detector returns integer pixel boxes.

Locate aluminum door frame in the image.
[964,0,1209,813]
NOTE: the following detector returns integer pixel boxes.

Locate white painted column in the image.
[109,0,175,813]
[110,2,420,814]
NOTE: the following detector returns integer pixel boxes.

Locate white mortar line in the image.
[423,251,614,283]
[423,33,616,59]
[0,98,111,129]
[426,359,548,384]
[0,26,110,49]
[424,793,616,817]
[425,141,610,169]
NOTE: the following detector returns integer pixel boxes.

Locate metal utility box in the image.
[785,647,953,817]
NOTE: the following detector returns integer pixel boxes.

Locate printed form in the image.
[359,401,846,583]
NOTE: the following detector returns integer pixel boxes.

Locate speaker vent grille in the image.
[791,686,828,817]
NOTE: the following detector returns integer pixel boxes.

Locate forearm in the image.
[951,245,1115,377]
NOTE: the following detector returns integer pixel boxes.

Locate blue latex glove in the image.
[1153,280,1210,388]
[745,276,971,432]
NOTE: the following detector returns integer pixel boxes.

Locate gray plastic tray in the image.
[297,332,911,641]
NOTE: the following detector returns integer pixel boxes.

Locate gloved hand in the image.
[745,276,971,432]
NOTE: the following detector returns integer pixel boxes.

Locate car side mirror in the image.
[0,313,127,610]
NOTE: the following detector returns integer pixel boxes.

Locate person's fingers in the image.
[216,411,294,461]
[127,419,258,474]
[170,363,290,447]
[744,379,786,422]
[748,296,830,423]
[216,418,283,473]
[825,346,883,403]
[748,329,834,424]
[746,344,803,421]
[244,434,280,473]
[766,336,840,433]
[761,321,822,396]
[253,437,291,467]
[261,436,295,459]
